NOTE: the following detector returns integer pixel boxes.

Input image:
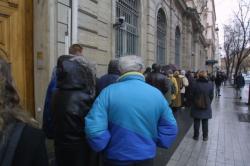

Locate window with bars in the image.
[175,27,181,66]
[115,0,139,57]
[156,9,167,64]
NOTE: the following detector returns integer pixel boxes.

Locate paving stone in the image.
[166,159,177,166]
[166,86,250,166]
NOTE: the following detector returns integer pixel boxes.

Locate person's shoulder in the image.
[144,82,166,100]
[22,125,45,140]
[98,74,109,81]
[179,75,185,78]
[158,73,167,79]
[97,80,122,96]
[18,125,45,151]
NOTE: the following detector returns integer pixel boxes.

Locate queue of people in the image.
[0,43,225,166]
[144,65,214,142]
[42,44,178,166]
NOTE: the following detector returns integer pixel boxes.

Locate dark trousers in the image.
[104,159,154,166]
[181,93,185,106]
[55,143,100,166]
[215,85,221,96]
[193,119,208,138]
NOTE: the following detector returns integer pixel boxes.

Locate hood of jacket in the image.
[56,55,95,94]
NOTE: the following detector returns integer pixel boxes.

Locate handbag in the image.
[0,123,25,166]
[194,84,209,110]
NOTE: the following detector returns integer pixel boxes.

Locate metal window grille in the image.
[115,0,139,57]
[156,9,167,64]
[175,27,181,65]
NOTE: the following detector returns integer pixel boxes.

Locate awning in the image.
[206,60,218,65]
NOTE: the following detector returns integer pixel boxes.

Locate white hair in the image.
[118,55,144,74]
[181,70,186,75]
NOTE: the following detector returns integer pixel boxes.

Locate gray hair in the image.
[118,55,144,74]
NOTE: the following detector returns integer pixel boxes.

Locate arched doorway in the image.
[175,26,181,66]
[156,8,167,64]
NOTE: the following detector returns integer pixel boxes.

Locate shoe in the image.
[193,136,199,141]
[218,94,221,96]
[203,137,208,141]
[240,97,242,99]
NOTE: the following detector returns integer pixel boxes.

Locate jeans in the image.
[215,85,221,96]
[55,142,99,166]
[104,159,154,166]
[235,88,242,98]
[193,119,208,138]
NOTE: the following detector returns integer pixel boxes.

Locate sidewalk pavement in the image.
[166,85,250,166]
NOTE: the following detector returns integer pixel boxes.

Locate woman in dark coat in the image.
[191,70,214,141]
[51,55,96,166]
[0,58,49,166]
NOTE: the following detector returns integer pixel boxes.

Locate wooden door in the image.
[0,0,34,115]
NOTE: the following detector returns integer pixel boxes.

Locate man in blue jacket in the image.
[96,59,120,95]
[85,55,178,166]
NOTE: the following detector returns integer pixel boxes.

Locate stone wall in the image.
[33,0,57,122]
[33,0,209,119]
[76,0,207,73]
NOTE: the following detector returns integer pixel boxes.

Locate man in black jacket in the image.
[146,64,170,95]
[51,54,96,166]
[96,59,120,95]
[43,44,91,139]
[235,73,245,99]
[215,72,224,97]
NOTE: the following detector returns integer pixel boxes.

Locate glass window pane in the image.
[175,27,181,66]
[115,0,139,57]
[157,9,166,64]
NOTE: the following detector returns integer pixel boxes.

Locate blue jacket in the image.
[85,72,178,163]
[96,74,119,95]
[42,69,57,139]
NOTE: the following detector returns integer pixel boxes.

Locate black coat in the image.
[12,125,49,166]
[51,55,97,166]
[52,55,95,145]
[146,72,169,95]
[235,75,245,88]
[190,78,214,119]
[185,76,195,106]
[215,75,223,86]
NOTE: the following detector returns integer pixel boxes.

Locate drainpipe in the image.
[72,0,78,44]
[170,0,172,63]
[248,84,250,105]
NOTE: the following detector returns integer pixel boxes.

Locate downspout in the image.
[170,0,172,63]
[72,0,78,43]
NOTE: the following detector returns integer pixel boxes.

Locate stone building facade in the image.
[186,0,219,71]
[33,0,218,119]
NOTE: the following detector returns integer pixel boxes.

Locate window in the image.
[175,26,181,65]
[115,0,139,57]
[156,9,167,64]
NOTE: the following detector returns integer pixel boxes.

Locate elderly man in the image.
[85,55,178,166]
